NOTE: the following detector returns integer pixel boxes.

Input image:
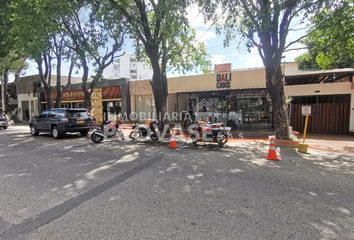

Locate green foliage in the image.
[296,0,354,70]
[198,0,328,64]
[107,0,211,74]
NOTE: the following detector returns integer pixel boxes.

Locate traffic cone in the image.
[168,130,178,149]
[266,137,279,161]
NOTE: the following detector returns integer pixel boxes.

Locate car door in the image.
[36,111,49,130]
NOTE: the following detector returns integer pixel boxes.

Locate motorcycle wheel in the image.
[217,134,228,146]
[107,127,116,137]
[91,132,104,143]
[190,134,199,144]
[150,133,158,141]
[130,130,141,139]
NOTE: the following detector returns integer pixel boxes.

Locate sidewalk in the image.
[299,133,354,155]
[2,124,354,155]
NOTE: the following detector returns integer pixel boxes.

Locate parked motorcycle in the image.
[189,120,231,146]
[90,120,124,143]
[129,120,160,141]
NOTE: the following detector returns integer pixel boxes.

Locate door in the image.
[22,101,30,121]
[36,111,49,130]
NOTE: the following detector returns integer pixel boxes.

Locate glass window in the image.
[67,111,90,118]
[39,111,49,118]
[50,110,66,118]
[135,95,155,121]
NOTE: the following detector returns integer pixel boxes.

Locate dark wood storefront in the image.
[290,95,351,134]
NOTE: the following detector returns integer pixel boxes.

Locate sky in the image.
[20,5,309,80]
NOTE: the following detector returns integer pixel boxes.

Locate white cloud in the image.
[211,54,226,64]
[187,4,210,29]
[239,48,264,68]
[195,30,217,43]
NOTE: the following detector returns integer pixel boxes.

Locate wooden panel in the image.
[343,103,348,134]
[289,102,350,134]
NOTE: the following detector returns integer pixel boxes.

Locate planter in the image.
[273,139,300,148]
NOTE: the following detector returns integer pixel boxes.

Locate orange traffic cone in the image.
[266,137,279,161]
[168,130,178,149]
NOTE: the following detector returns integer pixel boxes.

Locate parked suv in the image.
[0,116,8,129]
[29,108,93,138]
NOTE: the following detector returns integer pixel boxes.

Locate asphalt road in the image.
[0,127,354,239]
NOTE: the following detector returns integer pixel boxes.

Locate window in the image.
[67,111,90,118]
[50,110,65,118]
[39,111,49,118]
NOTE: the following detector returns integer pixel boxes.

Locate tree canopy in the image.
[296,0,354,70]
[107,0,211,127]
[198,0,328,139]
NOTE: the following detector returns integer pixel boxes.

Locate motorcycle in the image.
[189,120,231,146]
[129,120,160,141]
[90,120,124,143]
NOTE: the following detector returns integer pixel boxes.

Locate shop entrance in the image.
[179,88,274,130]
[103,101,121,122]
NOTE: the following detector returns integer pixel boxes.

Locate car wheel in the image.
[30,125,39,136]
[80,131,88,136]
[3,126,8,130]
[52,126,62,139]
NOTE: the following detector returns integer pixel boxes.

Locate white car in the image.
[0,116,8,129]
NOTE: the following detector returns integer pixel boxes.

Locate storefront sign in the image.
[46,89,85,101]
[216,73,232,89]
[102,86,121,99]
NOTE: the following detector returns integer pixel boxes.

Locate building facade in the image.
[38,78,130,125]
[103,50,153,81]
[129,63,354,134]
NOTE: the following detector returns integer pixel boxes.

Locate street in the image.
[0,127,354,239]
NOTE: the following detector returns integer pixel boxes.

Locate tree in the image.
[57,0,128,108]
[11,0,76,109]
[107,0,211,127]
[198,0,328,139]
[296,0,354,70]
[0,0,28,112]
[1,54,28,113]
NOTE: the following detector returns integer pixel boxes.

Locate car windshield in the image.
[67,111,90,118]
[0,116,6,121]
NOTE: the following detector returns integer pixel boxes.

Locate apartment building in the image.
[103,50,153,81]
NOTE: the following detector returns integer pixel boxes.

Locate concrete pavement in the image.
[0,130,354,239]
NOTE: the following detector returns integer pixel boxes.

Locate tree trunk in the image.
[81,62,91,109]
[3,69,9,112]
[265,62,289,140]
[150,55,168,131]
[45,88,54,110]
[55,59,62,108]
